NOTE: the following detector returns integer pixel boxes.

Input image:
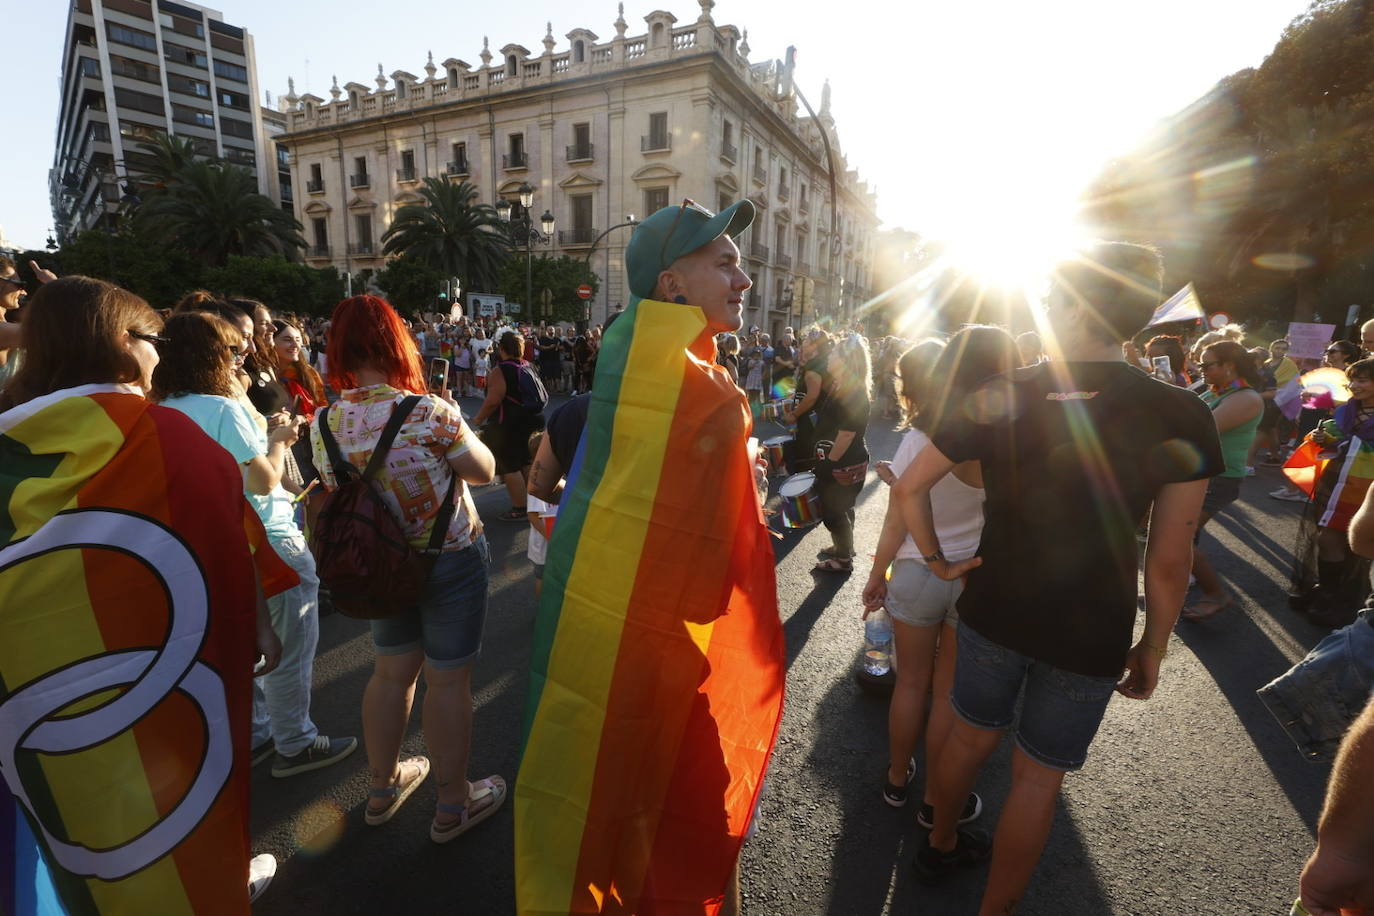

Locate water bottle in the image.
[863,608,893,676]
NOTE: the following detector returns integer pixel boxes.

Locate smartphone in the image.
[287,394,302,420]
[1151,355,1172,382]
[428,357,450,393]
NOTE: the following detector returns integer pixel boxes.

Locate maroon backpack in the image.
[312,395,456,619]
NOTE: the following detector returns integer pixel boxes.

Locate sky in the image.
[2,0,1315,260]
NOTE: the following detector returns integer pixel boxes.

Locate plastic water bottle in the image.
[863,608,893,676]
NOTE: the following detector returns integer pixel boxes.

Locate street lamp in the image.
[582,214,639,331]
[498,184,554,322]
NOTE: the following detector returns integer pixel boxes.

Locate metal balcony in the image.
[347,242,376,256]
[306,179,324,193]
[503,151,528,169]
[396,167,417,183]
[641,134,671,152]
[565,143,594,162]
[349,173,369,188]
[558,228,598,245]
[720,141,737,163]
[446,160,470,175]
[307,245,331,258]
[748,241,769,261]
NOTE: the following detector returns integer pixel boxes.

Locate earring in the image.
[673,295,688,304]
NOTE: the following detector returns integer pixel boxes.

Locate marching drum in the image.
[777,472,821,528]
[761,435,792,477]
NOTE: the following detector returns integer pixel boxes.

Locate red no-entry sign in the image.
[576,284,592,300]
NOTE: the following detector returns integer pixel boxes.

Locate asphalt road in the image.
[252,395,1332,915]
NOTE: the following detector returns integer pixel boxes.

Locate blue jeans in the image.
[370,535,490,669]
[951,624,1119,771]
[1257,610,1374,761]
[252,533,321,756]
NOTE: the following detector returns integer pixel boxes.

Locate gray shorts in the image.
[885,558,962,627]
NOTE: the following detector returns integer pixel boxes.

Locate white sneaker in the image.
[1270,486,1308,503]
[248,853,276,903]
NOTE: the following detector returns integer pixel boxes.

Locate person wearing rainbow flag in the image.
[515,199,784,916]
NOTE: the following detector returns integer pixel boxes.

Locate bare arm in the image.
[862,494,910,610]
[447,424,496,486]
[1119,478,1207,699]
[827,431,856,463]
[528,432,565,504]
[787,370,823,419]
[1210,389,1263,433]
[1300,695,1374,916]
[893,440,981,581]
[242,426,297,495]
[0,322,21,350]
[472,363,505,426]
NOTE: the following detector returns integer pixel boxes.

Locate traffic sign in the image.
[576,283,592,301]
[1207,311,1231,330]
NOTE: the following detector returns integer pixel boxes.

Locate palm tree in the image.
[381,178,511,292]
[135,160,304,265]
[131,133,201,190]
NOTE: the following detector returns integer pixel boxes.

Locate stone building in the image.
[274,0,878,334]
[50,0,286,241]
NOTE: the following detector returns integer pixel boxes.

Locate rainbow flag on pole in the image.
[0,385,287,915]
[515,299,785,915]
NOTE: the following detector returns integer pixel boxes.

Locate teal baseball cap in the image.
[625,198,755,299]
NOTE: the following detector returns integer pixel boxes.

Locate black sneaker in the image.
[251,739,276,767]
[882,758,917,808]
[271,735,358,778]
[916,791,983,830]
[912,827,992,885]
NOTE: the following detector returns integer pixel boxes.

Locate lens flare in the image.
[1300,367,1350,408]
[293,799,347,857]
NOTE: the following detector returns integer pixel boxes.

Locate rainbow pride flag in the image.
[0,385,285,915]
[515,299,785,915]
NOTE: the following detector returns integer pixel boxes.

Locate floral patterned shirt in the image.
[312,384,480,550]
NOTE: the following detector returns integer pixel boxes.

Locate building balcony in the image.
[306,179,324,194]
[565,143,594,163]
[720,141,737,164]
[641,134,671,152]
[778,185,790,202]
[347,242,377,256]
[799,196,810,214]
[446,159,470,176]
[349,172,369,188]
[558,227,598,246]
[751,164,766,186]
[503,151,528,169]
[777,252,792,269]
[396,167,418,183]
[748,241,769,262]
[307,245,331,258]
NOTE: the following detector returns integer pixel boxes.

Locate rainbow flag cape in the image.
[0,385,283,915]
[515,299,785,915]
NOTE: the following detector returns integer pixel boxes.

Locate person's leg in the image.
[363,649,426,807]
[258,536,321,755]
[503,471,526,508]
[887,618,941,787]
[422,662,475,813]
[923,622,960,808]
[1190,509,1225,600]
[928,718,1002,851]
[978,747,1067,916]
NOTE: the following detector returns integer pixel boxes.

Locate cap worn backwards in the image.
[625,199,755,300]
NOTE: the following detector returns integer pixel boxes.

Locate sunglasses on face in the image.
[129,330,169,345]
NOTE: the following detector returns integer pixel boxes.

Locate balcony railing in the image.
[503,151,528,169]
[641,134,671,152]
[565,143,594,162]
[720,141,737,164]
[349,173,369,188]
[558,227,598,246]
[306,179,324,193]
[307,245,331,258]
[799,196,810,214]
[396,167,417,182]
[777,252,792,268]
[751,164,766,186]
[347,242,376,256]
[749,241,769,261]
[446,159,470,175]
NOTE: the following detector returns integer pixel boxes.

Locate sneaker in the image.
[882,758,917,808]
[1246,466,1256,477]
[912,827,992,885]
[248,853,276,903]
[916,791,983,830]
[1259,453,1284,467]
[271,735,358,778]
[251,739,276,767]
[1270,487,1308,503]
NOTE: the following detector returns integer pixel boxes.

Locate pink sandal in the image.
[430,775,508,844]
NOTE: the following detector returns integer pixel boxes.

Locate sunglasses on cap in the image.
[659,198,716,270]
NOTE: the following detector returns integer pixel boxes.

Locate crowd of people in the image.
[2,208,1373,916]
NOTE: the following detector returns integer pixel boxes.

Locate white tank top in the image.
[890,428,986,563]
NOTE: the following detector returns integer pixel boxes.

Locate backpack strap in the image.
[315,405,356,481]
[361,395,422,482]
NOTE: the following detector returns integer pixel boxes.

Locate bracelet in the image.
[1142,641,1168,658]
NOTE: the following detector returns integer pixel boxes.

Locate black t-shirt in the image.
[546,393,591,472]
[931,361,1223,677]
[537,335,561,368]
[814,389,870,467]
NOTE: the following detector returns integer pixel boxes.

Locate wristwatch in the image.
[923,549,946,564]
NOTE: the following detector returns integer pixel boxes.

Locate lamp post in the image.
[496,181,554,323]
[582,214,638,331]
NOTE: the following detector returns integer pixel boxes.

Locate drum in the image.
[762,400,789,423]
[761,435,792,476]
[777,472,821,528]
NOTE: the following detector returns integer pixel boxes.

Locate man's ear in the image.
[655,269,682,302]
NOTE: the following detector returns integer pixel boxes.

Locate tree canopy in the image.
[380,179,511,294]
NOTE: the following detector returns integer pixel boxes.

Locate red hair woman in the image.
[311,295,505,842]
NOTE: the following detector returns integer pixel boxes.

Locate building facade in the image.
[50,0,283,241]
[275,0,878,333]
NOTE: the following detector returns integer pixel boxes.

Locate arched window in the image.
[448,68,459,89]
[304,102,314,117]
[573,40,585,63]
[507,55,518,77]
[652,23,665,47]
[396,80,407,99]
[349,91,359,109]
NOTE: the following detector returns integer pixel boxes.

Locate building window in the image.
[220,117,254,139]
[354,156,368,176]
[107,23,157,52]
[114,87,168,115]
[506,133,526,168]
[349,90,359,109]
[172,104,215,128]
[450,142,468,173]
[651,22,665,47]
[109,54,159,83]
[277,145,290,168]
[571,193,593,230]
[644,187,670,216]
[218,88,249,109]
[164,42,208,68]
[396,80,407,100]
[398,149,416,181]
[224,146,255,167]
[354,214,373,251]
[574,40,585,62]
[718,193,733,213]
[507,55,518,77]
[213,60,249,83]
[78,57,100,77]
[568,122,592,161]
[167,73,210,98]
[311,217,328,252]
[448,68,459,89]
[308,163,324,193]
[647,112,668,150]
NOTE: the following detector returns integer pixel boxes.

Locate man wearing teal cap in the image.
[626,198,755,332]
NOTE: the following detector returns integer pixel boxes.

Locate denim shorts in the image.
[1257,610,1374,761]
[370,535,490,670]
[951,624,1119,771]
[885,559,961,627]
[1201,475,1243,518]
